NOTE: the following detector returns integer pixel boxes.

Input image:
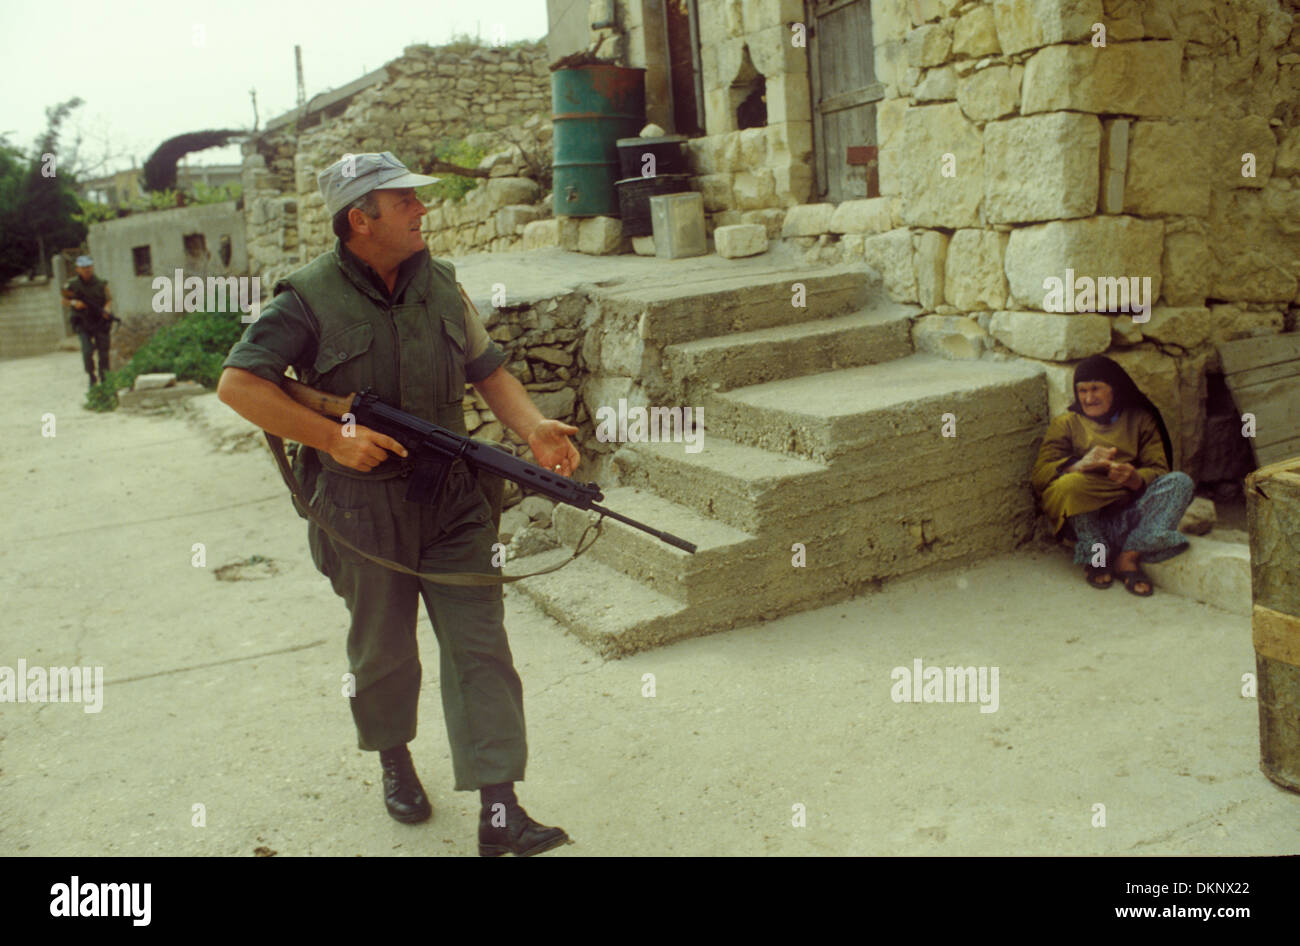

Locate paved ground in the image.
[3,350,1298,857]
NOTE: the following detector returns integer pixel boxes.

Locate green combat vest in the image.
[282,244,470,480]
[64,275,109,331]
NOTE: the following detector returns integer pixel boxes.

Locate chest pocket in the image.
[439,308,467,406]
[312,321,374,390]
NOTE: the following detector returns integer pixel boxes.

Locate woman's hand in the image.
[1074,445,1117,472]
[1107,461,1142,490]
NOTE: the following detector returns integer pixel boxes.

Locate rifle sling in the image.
[265,432,603,586]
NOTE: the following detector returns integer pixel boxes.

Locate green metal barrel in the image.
[552,66,646,217]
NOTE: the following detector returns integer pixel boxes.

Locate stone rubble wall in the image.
[241,41,553,282]
[459,289,617,513]
[756,0,1300,484]
[0,276,66,358]
[422,118,555,257]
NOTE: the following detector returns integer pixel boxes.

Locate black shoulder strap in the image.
[265,433,602,585]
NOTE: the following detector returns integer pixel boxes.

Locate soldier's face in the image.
[76,265,94,280]
[371,188,428,258]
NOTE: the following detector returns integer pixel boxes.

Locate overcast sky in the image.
[0,0,554,178]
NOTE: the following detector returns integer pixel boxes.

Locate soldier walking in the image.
[218,152,579,857]
[62,255,114,387]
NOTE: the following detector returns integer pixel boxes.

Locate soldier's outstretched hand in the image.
[529,419,580,478]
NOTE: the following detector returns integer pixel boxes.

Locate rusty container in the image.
[1246,456,1300,792]
[551,66,646,217]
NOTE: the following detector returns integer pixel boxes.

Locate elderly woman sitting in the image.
[1031,355,1195,596]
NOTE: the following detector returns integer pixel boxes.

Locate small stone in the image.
[1179,497,1216,536]
[519,495,555,525]
[509,525,560,558]
[134,373,177,390]
[714,223,768,258]
[499,507,529,541]
[528,346,572,367]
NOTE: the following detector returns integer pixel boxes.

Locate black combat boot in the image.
[379,744,431,824]
[478,786,569,857]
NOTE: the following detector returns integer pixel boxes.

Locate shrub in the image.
[423,137,489,203]
[86,309,245,411]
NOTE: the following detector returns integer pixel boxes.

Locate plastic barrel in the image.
[552,66,646,217]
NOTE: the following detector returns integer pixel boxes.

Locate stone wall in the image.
[0,274,66,358]
[757,0,1299,483]
[460,290,603,489]
[243,41,553,280]
[422,118,555,257]
[593,0,812,221]
[87,201,248,317]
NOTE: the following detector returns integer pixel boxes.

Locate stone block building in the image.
[87,201,248,318]
[550,0,1300,483]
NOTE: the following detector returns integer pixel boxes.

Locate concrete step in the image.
[663,303,916,396]
[521,351,1053,656]
[611,435,829,534]
[508,544,831,657]
[552,486,759,605]
[593,263,876,346]
[506,547,689,657]
[704,354,1047,463]
[1142,535,1251,616]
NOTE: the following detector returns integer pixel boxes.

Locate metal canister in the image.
[551,66,646,217]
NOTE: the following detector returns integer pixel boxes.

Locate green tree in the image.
[20,98,89,276]
[0,99,91,286]
[0,136,32,284]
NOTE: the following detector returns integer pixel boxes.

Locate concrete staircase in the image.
[513,265,1049,657]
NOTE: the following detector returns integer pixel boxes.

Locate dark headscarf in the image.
[1069,355,1174,469]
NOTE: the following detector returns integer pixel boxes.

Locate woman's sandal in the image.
[1115,567,1154,597]
[1084,564,1113,589]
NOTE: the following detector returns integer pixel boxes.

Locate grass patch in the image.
[86,310,246,411]
[441,31,541,54]
[420,137,490,203]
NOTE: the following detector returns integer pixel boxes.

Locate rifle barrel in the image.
[590,503,698,554]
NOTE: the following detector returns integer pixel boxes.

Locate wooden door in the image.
[808,0,883,202]
[666,0,704,137]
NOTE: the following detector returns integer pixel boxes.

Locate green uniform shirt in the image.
[1031,407,1170,534]
[222,241,506,390]
[63,275,110,329]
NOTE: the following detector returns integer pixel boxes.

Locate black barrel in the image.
[616,135,689,179]
[615,174,692,237]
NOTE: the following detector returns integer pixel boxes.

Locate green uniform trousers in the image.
[307,462,527,791]
[78,327,111,379]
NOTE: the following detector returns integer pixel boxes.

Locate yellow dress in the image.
[1031,408,1170,535]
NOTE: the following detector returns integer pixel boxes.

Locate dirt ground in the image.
[3,350,1298,857]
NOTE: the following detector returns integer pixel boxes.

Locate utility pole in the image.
[249,88,259,131]
[295,45,306,109]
